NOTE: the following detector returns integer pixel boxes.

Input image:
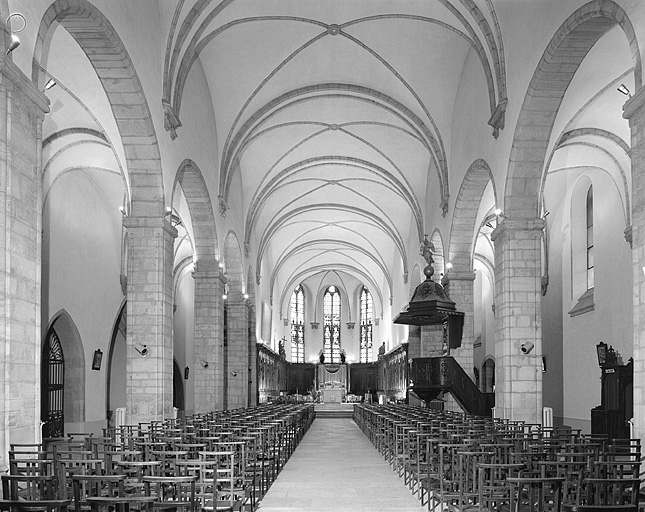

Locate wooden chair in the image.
[142,475,198,512]
[72,473,156,512]
[507,476,564,512]
[561,477,640,511]
[0,474,71,512]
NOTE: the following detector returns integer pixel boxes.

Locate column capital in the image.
[123,216,178,238]
[491,217,544,242]
[441,270,476,284]
[1,59,49,115]
[623,85,645,120]
[191,262,225,282]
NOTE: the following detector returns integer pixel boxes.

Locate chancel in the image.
[1,0,645,510]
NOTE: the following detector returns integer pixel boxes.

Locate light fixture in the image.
[485,222,494,229]
[164,206,172,216]
[5,13,26,55]
[617,84,631,97]
[520,342,534,354]
[44,78,57,91]
[6,34,19,54]
[201,360,209,368]
[134,343,148,356]
[243,293,249,299]
[494,208,504,217]
[541,211,550,219]
[230,371,237,377]
[222,293,228,300]
[445,262,453,271]
[119,206,127,216]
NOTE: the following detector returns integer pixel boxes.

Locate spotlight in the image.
[243,293,249,299]
[6,34,19,54]
[445,262,453,271]
[230,371,237,377]
[485,222,494,229]
[201,360,209,369]
[617,84,631,97]
[542,211,550,219]
[134,343,148,356]
[164,206,172,216]
[520,342,534,354]
[222,294,227,300]
[119,206,127,216]
[44,78,57,91]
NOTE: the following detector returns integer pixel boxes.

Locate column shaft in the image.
[0,60,48,471]
[192,267,225,412]
[492,218,544,423]
[226,300,250,409]
[124,217,176,424]
[442,271,476,377]
[624,87,645,443]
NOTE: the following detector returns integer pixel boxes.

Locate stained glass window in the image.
[360,287,373,362]
[586,186,594,290]
[323,285,341,363]
[290,284,304,363]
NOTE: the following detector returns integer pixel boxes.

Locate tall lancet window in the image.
[586,186,594,290]
[290,284,305,363]
[323,285,341,363]
[360,287,373,362]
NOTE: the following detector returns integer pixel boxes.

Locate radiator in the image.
[115,407,126,446]
[542,406,553,436]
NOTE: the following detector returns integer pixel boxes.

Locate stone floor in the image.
[257,417,426,511]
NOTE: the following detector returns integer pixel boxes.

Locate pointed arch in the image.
[33,0,164,218]
[223,231,245,300]
[43,310,86,425]
[504,0,640,219]
[450,160,496,271]
[174,159,220,269]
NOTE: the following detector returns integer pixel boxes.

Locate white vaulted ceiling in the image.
[158,0,507,305]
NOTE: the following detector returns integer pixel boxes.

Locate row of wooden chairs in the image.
[1,403,315,512]
[354,404,642,511]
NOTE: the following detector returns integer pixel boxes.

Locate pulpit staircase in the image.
[409,356,495,417]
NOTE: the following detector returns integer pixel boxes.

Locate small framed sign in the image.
[92,349,103,371]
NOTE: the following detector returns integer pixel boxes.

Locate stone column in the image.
[442,271,476,377]
[123,217,176,424]
[226,299,250,409]
[624,87,645,443]
[248,305,257,407]
[0,59,49,471]
[192,263,225,412]
[491,218,544,423]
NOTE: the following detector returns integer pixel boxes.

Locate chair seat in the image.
[562,506,638,511]
[0,499,71,512]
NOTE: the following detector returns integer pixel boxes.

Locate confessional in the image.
[590,342,633,441]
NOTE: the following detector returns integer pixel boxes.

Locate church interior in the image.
[2,0,645,508]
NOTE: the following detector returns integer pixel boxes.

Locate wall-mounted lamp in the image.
[91,349,103,371]
[44,78,57,91]
[445,262,453,271]
[5,14,26,55]
[134,343,148,356]
[184,366,190,380]
[617,84,631,97]
[222,293,228,300]
[230,371,237,377]
[485,221,494,229]
[494,208,504,218]
[6,33,19,54]
[119,206,127,216]
[243,293,249,300]
[541,355,547,373]
[201,360,209,368]
[541,211,550,219]
[520,341,534,354]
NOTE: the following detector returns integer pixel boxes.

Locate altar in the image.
[316,363,348,403]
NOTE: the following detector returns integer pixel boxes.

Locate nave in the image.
[258,412,425,512]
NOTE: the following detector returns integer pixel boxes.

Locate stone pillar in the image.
[442,271,476,378]
[123,217,176,424]
[407,326,421,359]
[226,299,250,409]
[192,264,225,412]
[624,87,645,443]
[0,59,49,471]
[420,325,444,357]
[248,305,257,407]
[491,218,544,423]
